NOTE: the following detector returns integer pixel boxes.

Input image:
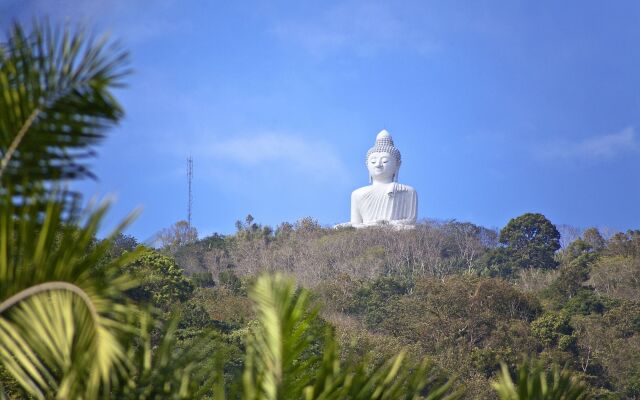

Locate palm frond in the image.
[492,361,589,400]
[240,274,462,400]
[306,346,462,400]
[0,19,129,192]
[110,312,217,400]
[243,273,320,400]
[0,191,140,398]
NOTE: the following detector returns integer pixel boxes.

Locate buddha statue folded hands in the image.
[337,130,418,229]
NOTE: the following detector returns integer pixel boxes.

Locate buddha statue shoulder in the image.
[337,130,418,229]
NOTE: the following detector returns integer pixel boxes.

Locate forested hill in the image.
[117,213,640,399]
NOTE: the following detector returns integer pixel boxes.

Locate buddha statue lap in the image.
[337,130,417,229]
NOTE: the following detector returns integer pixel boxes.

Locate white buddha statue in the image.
[338,130,418,228]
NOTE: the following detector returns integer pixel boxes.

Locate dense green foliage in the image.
[124,248,195,311]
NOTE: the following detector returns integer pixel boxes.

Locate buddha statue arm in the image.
[350,191,363,225]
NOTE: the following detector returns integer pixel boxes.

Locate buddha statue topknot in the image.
[337,129,418,228]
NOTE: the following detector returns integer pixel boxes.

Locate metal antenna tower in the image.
[187,156,193,228]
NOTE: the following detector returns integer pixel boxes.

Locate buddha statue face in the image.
[367,151,398,183]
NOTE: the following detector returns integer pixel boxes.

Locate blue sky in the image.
[3,0,640,241]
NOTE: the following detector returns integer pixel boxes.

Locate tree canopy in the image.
[499,213,561,270]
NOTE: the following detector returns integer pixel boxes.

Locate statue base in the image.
[334,221,416,230]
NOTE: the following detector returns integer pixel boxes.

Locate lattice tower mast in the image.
[187,156,193,228]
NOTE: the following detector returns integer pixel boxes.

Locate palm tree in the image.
[0,20,136,398]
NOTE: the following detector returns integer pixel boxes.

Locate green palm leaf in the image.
[110,312,217,400]
[243,274,320,400]
[0,20,129,194]
[492,361,589,400]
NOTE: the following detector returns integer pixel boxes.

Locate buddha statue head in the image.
[366,129,401,184]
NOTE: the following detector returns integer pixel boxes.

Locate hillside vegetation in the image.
[134,214,640,399]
